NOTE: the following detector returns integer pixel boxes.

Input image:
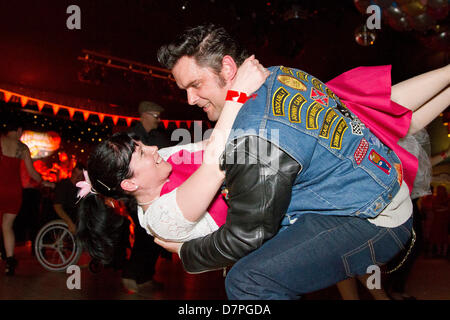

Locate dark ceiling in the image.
[0,0,448,120]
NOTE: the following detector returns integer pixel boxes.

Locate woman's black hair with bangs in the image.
[77,132,140,264]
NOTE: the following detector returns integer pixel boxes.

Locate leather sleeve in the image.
[179,135,301,273]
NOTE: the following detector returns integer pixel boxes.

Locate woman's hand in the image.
[154,237,183,255]
[230,55,270,96]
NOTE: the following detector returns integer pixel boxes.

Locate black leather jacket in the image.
[179,135,301,273]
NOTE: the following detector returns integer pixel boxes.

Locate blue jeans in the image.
[225,214,413,299]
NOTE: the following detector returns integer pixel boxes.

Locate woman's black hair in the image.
[76,132,139,264]
[77,194,129,264]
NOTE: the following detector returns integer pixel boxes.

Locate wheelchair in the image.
[33,189,103,273]
[34,218,105,273]
[32,185,133,273]
[34,219,82,272]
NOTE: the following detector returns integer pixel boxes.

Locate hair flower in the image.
[76,169,97,199]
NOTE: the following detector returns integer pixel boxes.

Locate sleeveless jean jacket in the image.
[228,66,402,225]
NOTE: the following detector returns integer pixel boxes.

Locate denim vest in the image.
[229,66,401,226]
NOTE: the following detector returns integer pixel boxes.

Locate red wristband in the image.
[441,151,447,160]
[225,90,257,104]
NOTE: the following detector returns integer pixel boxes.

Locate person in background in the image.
[129,101,172,149]
[13,160,44,255]
[0,114,52,275]
[53,163,85,234]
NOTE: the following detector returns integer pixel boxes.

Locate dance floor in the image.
[0,242,449,301]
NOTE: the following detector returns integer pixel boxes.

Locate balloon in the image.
[400,0,427,16]
[383,4,406,20]
[387,15,412,30]
[409,12,436,31]
[354,0,372,14]
[418,24,450,50]
[354,25,377,46]
[431,26,450,51]
[383,4,413,31]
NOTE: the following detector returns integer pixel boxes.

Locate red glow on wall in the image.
[20,154,77,183]
[20,130,61,159]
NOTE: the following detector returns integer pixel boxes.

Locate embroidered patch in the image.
[369,150,391,174]
[330,118,348,149]
[350,119,364,136]
[394,163,403,186]
[221,187,229,200]
[288,93,307,123]
[296,70,309,83]
[310,88,329,107]
[272,87,289,116]
[306,102,324,130]
[334,102,364,135]
[279,66,294,75]
[325,86,338,100]
[354,138,369,165]
[277,75,307,91]
[319,108,338,139]
[311,77,324,92]
[334,102,353,119]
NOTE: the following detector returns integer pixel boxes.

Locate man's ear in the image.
[120,179,137,192]
[221,55,238,83]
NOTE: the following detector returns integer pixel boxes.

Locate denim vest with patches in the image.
[228,66,401,226]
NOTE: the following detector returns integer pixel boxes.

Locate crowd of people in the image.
[1,23,449,300]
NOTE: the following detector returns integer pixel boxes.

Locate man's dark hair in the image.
[157,23,249,74]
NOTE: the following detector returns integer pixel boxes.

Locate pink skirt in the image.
[326,65,418,193]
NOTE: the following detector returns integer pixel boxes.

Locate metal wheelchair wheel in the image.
[34,220,82,272]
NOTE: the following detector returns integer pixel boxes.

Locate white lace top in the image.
[137,142,220,241]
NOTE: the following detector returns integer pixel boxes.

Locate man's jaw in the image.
[199,101,220,121]
[201,101,211,112]
[201,102,215,120]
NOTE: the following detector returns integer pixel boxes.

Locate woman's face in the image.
[127,141,172,190]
